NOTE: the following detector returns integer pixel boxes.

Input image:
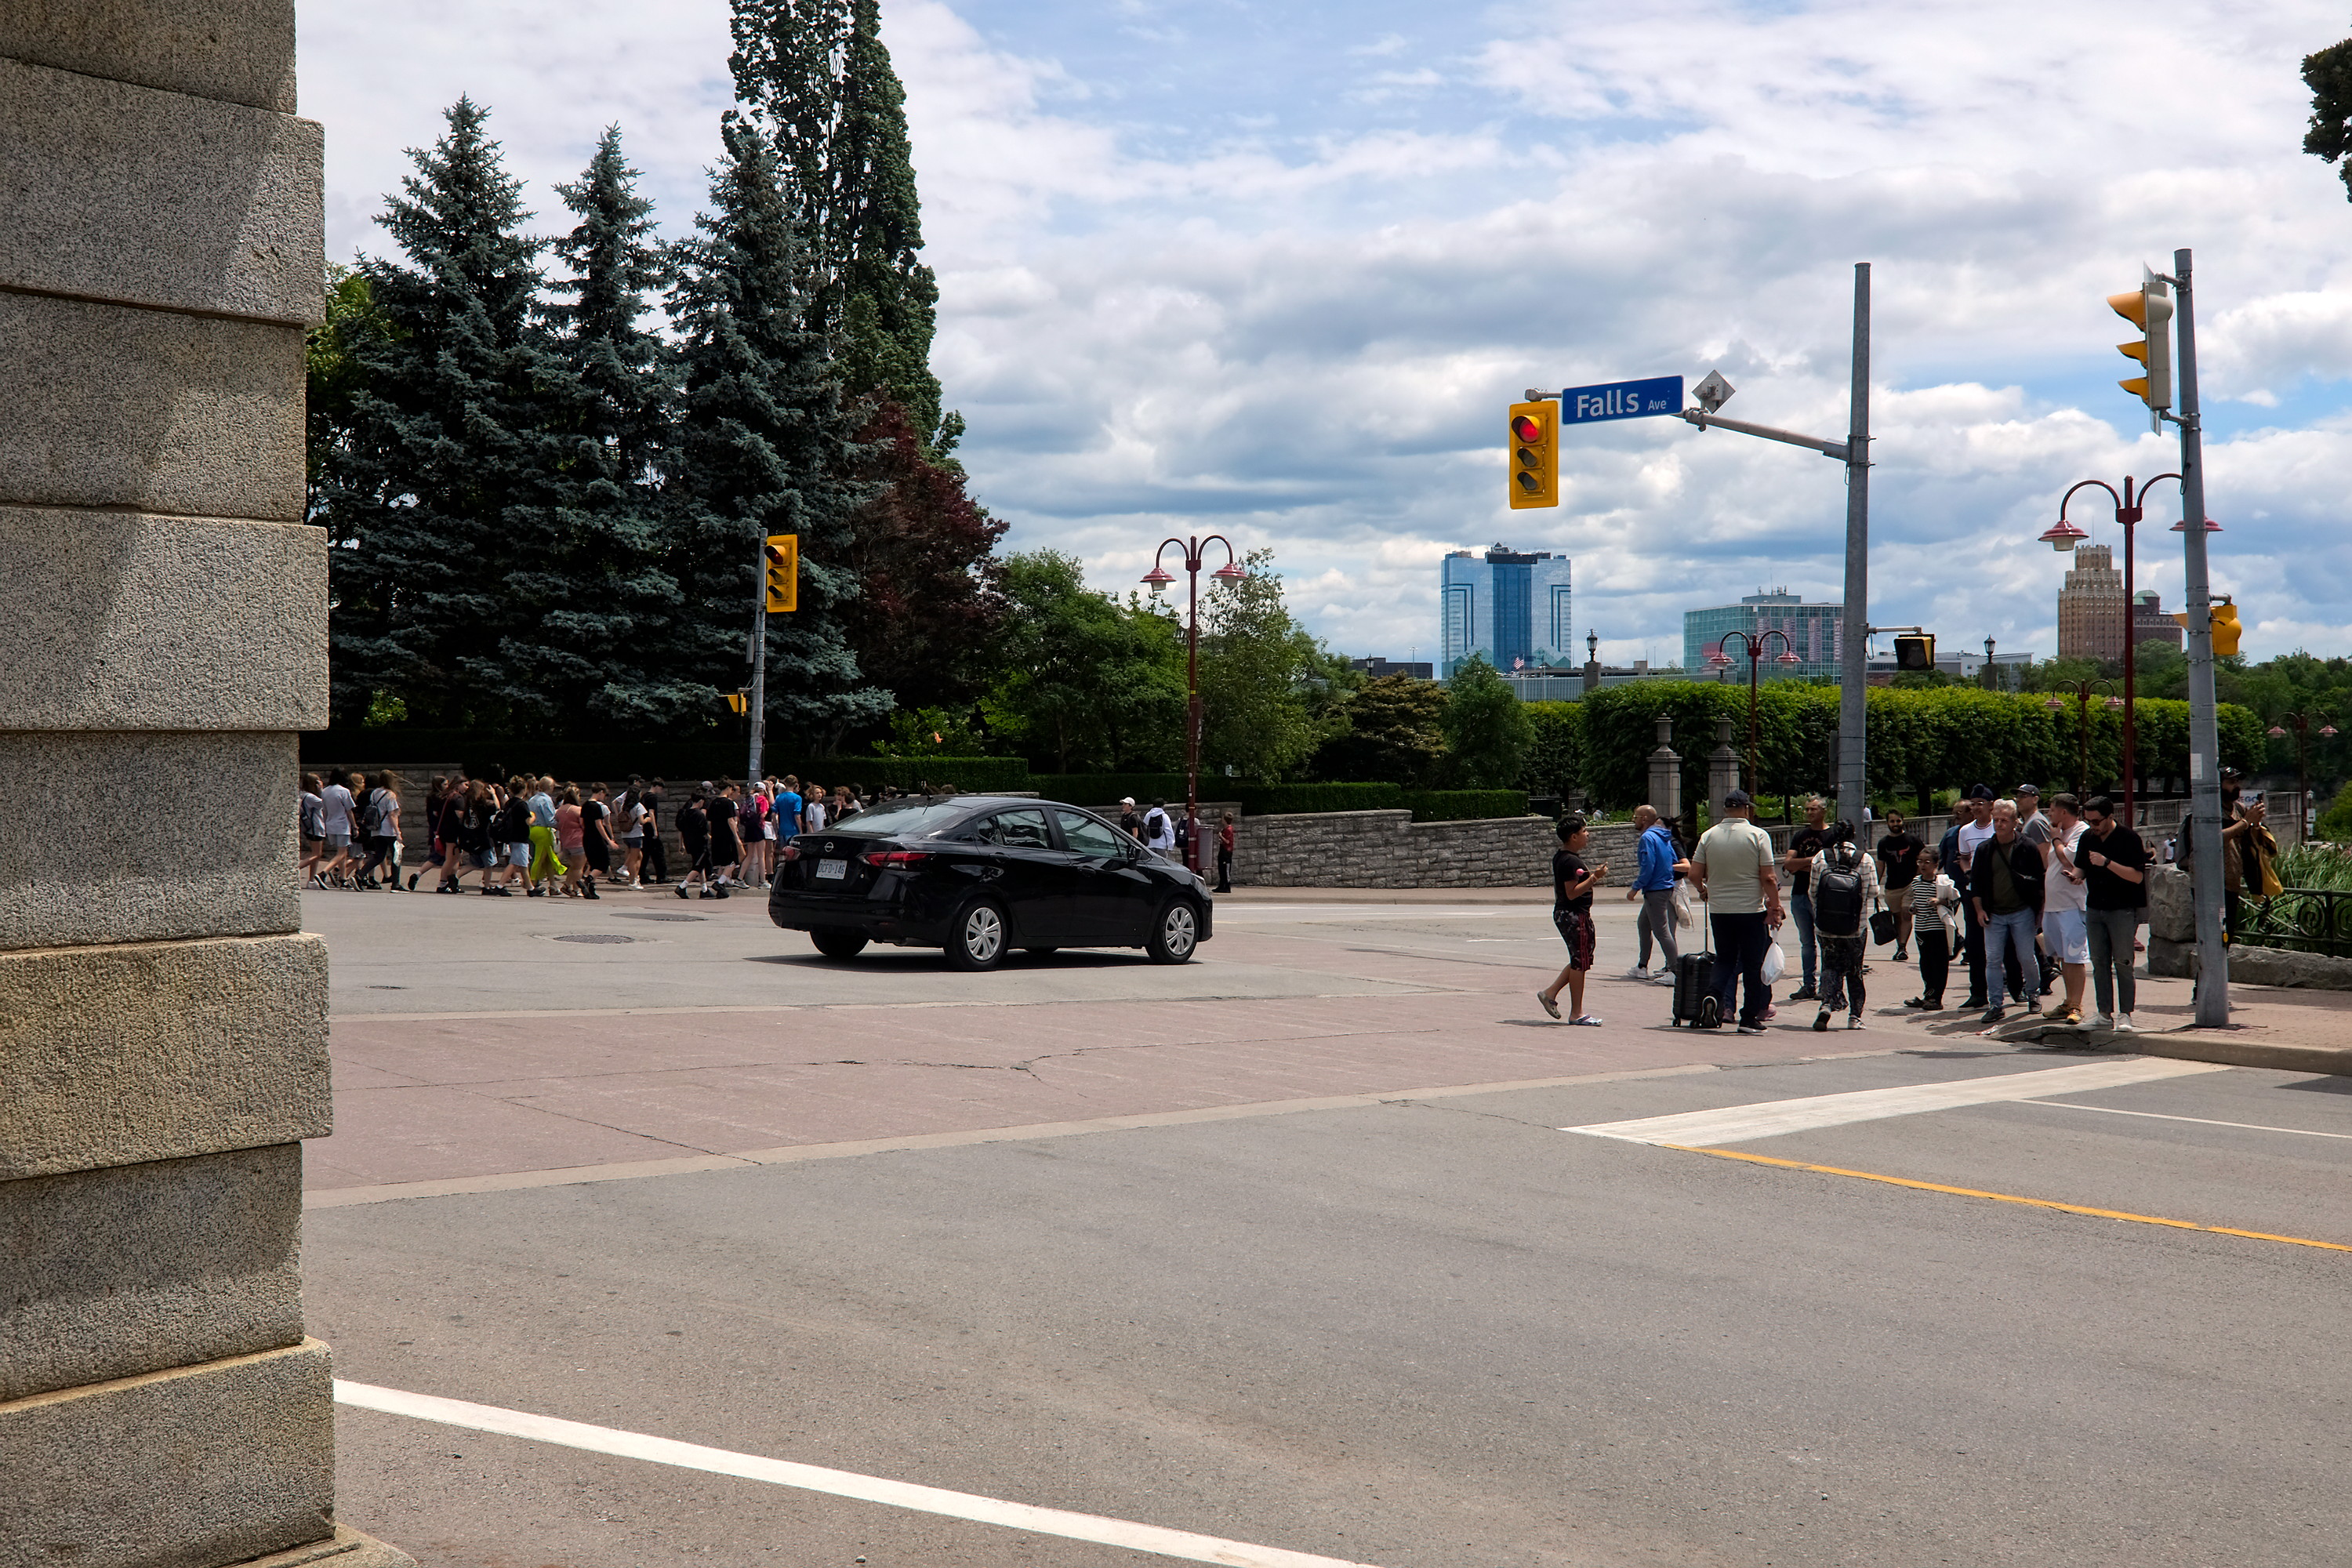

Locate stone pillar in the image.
[0,9,409,1566]
[1707,718,1741,826]
[1647,715,1682,824]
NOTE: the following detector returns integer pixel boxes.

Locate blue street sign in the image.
[1559,376,1683,424]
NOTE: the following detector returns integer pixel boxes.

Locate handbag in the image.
[1869,904,1897,946]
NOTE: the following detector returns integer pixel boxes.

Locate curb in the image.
[1965,1018,2352,1079]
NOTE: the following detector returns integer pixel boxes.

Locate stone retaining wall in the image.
[1231,810,1560,888]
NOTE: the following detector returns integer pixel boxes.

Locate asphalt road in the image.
[304,887,2352,1567]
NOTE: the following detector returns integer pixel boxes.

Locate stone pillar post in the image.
[1708,718,1741,826]
[1647,715,1682,824]
[0,9,408,1566]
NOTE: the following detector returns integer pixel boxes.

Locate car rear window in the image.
[826,800,978,837]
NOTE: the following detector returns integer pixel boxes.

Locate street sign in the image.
[1559,376,1683,424]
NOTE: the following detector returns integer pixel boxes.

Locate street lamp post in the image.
[2265,710,2339,840]
[2043,681,2123,798]
[1143,536,1246,873]
[2041,471,2183,826]
[1706,630,1800,798]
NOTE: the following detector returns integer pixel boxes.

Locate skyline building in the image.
[1683,589,1846,682]
[2056,544,2184,660]
[1439,545,1573,677]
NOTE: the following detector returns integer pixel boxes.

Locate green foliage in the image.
[1400,789,1530,822]
[1312,674,1448,785]
[1440,655,1535,789]
[2305,33,2352,199]
[1519,700,1587,799]
[872,704,990,757]
[2279,839,2352,888]
[666,118,890,747]
[1234,782,1405,815]
[1028,774,1191,807]
[2318,783,2352,843]
[1196,550,1351,786]
[986,551,1185,772]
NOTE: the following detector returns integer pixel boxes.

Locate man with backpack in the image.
[1143,799,1177,861]
[1803,821,1880,1031]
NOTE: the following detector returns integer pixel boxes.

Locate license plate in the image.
[815,858,848,880]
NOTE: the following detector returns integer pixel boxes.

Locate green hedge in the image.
[1233,782,1403,815]
[300,731,1028,793]
[1400,789,1531,822]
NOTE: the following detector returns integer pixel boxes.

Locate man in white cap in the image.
[1117,797,1142,840]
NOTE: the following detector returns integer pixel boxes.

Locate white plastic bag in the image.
[1671,883,1697,928]
[1761,941,1787,985]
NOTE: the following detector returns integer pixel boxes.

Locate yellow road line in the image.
[1663,1144,2352,1254]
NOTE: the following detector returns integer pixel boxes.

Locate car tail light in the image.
[860,849,931,868]
[779,843,800,862]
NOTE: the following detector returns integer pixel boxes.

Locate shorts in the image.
[508,843,532,867]
[2043,907,2089,965]
[473,849,497,870]
[1553,908,1595,971]
[325,832,350,851]
[558,840,586,862]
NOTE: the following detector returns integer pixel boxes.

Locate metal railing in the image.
[2238,886,2352,960]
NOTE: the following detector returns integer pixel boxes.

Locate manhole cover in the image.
[553,933,637,944]
[612,912,708,923]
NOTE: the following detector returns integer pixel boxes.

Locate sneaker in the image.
[1737,1022,1766,1035]
[1846,1015,1865,1029]
[1762,1005,1778,1022]
[526,887,545,898]
[1654,970,1679,986]
[2114,1013,2139,1033]
[583,884,601,900]
[1983,1007,2006,1025]
[1903,996,1930,1008]
[1569,1014,1604,1026]
[1813,1011,1831,1033]
[2082,1011,2109,1030]
[1623,966,1652,982]
[677,885,691,900]
[1537,990,1562,1019]
[1790,987,1820,1003]
[407,873,420,890]
[715,886,731,899]
[2027,997,2043,1015]
[1962,995,1988,1011]
[2060,1007,2080,1025]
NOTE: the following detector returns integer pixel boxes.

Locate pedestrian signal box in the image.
[1508,401,1558,509]
[2171,598,2242,657]
[764,534,798,612]
[2109,279,2173,414]
[1893,633,1936,671]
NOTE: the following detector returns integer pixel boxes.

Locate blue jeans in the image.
[1985,908,2039,1008]
[1789,891,1818,992]
[1709,911,1773,1026]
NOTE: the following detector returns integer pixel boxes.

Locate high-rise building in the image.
[2056,544,2128,660]
[1439,545,1573,676]
[2132,589,2184,652]
[1683,589,1846,682]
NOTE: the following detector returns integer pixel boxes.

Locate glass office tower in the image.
[1439,545,1573,677]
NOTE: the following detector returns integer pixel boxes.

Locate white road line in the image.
[334,1381,1385,1568]
[2020,1099,2352,1140]
[1562,1058,2228,1146]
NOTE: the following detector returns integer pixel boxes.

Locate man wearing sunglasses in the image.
[2076,794,2148,1033]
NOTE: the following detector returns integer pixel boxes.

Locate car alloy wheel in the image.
[949,900,1007,971]
[1148,899,1198,964]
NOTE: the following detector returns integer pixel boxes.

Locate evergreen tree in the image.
[2305,32,2352,198]
[319,96,560,728]
[486,126,691,731]
[666,116,891,747]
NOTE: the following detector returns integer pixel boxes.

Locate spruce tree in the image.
[319,96,559,728]
[488,126,690,731]
[833,0,945,446]
[666,116,891,747]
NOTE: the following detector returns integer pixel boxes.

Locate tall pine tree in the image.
[487,126,691,731]
[833,0,945,448]
[320,97,561,728]
[666,115,891,748]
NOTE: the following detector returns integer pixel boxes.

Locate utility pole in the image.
[747,550,769,783]
[1837,263,1871,829]
[2171,247,2230,1027]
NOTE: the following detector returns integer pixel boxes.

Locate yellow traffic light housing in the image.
[1893,633,1936,671]
[725,691,748,715]
[764,533,798,612]
[1508,401,1558,509]
[2210,598,2241,657]
[2108,279,2173,413]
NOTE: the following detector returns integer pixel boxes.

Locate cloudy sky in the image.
[299,0,2352,668]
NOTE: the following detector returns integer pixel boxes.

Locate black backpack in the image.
[1813,843,1866,937]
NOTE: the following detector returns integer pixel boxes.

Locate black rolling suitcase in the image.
[1670,895,1716,1028]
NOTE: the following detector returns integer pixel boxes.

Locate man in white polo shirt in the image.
[1690,788,1784,1034]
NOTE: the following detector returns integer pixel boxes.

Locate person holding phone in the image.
[1537,815,1610,1025]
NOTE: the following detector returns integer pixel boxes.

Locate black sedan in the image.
[768,795,1214,969]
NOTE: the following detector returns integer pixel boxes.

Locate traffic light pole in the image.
[747,558,769,784]
[1837,263,1871,837]
[2169,247,2230,1027]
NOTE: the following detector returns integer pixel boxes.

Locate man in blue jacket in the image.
[1624,804,1688,983]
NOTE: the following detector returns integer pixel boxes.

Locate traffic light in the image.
[1508,401,1558,510]
[2108,277,2173,414]
[2210,597,2242,657]
[1893,633,1936,671]
[764,533,797,612]
[725,691,748,715]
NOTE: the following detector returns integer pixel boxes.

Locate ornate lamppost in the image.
[2042,680,2124,798]
[1705,629,1799,797]
[2266,710,2338,839]
[1143,537,1246,873]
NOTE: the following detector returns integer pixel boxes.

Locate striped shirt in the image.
[1909,873,1959,935]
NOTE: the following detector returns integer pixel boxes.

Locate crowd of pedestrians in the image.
[297,769,888,901]
[1535,781,2178,1038]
